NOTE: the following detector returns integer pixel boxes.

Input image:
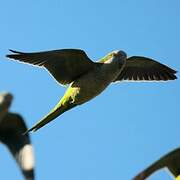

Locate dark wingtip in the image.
[170,69,178,80]
[9,49,16,53]
[23,169,35,180]
[172,69,178,74]
[8,49,23,54]
[6,54,10,58]
[6,49,17,58]
[6,49,25,59]
[164,66,178,80]
[170,73,177,80]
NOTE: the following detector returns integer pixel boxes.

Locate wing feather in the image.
[6,49,95,85]
[114,56,177,82]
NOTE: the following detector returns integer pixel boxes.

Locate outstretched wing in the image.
[114,56,177,82]
[0,113,35,180]
[133,148,180,180]
[6,49,95,85]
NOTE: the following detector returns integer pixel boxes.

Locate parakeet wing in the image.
[114,56,177,82]
[0,113,35,180]
[6,49,95,85]
[133,148,180,180]
[97,52,114,63]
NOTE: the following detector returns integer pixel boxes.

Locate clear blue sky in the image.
[0,0,180,179]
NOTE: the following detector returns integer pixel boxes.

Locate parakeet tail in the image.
[24,102,77,134]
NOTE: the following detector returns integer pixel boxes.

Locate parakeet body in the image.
[25,51,126,132]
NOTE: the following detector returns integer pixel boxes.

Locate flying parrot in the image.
[6,49,177,133]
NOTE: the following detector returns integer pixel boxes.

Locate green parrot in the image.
[6,49,177,133]
[0,92,35,180]
[133,148,180,180]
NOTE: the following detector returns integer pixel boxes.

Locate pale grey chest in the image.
[71,63,121,104]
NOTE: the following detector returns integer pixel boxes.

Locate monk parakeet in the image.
[133,148,180,180]
[0,92,35,180]
[6,49,177,133]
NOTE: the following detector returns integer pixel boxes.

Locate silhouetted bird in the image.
[6,49,177,132]
[134,148,180,180]
[0,92,35,180]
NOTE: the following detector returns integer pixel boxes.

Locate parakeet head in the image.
[112,50,127,68]
[113,50,127,59]
[0,92,13,111]
[99,50,127,65]
[102,50,127,68]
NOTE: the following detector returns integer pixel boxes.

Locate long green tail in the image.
[24,101,77,134]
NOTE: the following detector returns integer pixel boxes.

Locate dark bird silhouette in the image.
[134,148,180,180]
[0,92,35,180]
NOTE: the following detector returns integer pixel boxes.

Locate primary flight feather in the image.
[6,49,177,133]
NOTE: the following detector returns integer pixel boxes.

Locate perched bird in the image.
[6,49,177,132]
[0,92,35,180]
[133,148,180,180]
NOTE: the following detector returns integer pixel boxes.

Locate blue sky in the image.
[0,0,180,179]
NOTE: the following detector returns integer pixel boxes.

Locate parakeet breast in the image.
[64,63,123,105]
